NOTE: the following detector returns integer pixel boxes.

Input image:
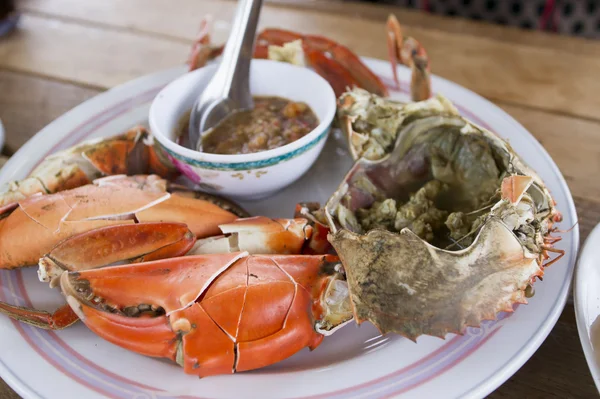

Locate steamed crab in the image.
[322,88,564,339]
[0,20,565,377]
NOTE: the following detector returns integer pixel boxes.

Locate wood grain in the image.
[497,104,600,203]
[489,305,597,398]
[0,378,21,399]
[0,15,190,89]
[0,70,100,154]
[8,0,600,121]
[574,196,600,245]
[22,0,600,57]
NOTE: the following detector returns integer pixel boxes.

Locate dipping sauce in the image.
[195,96,319,155]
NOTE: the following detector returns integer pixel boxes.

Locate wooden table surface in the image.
[0,0,599,397]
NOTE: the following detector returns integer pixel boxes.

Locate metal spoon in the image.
[188,0,263,151]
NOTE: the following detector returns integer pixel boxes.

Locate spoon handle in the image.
[209,0,263,107]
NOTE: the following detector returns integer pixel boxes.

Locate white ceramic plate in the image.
[575,223,600,392]
[0,58,579,399]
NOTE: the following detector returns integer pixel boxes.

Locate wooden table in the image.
[0,0,599,397]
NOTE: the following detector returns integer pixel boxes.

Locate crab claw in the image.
[0,175,240,269]
[60,253,343,377]
[0,222,196,330]
[39,222,196,288]
[60,253,245,374]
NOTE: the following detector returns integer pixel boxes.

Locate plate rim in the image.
[419,60,580,398]
[0,58,580,399]
[574,223,600,392]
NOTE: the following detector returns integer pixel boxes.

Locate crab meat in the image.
[337,88,459,161]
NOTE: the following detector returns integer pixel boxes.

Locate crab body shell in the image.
[325,88,563,340]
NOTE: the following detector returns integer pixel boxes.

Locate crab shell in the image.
[324,91,562,341]
[337,88,460,162]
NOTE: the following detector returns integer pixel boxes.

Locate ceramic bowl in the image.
[149,59,336,200]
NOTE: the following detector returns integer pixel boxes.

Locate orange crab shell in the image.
[0,175,240,269]
[62,252,339,377]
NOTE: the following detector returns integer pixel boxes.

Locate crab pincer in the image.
[0,221,197,329]
[0,213,326,331]
[59,252,351,376]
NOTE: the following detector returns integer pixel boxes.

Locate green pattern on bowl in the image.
[163,124,331,171]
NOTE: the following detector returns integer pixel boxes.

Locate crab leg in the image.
[541,246,566,268]
[0,303,80,330]
[386,15,431,101]
[0,127,178,209]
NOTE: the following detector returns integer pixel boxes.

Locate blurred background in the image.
[348,0,599,38]
[2,0,600,39]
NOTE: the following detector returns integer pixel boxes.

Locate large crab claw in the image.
[59,253,350,376]
[0,222,196,329]
[0,214,323,330]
